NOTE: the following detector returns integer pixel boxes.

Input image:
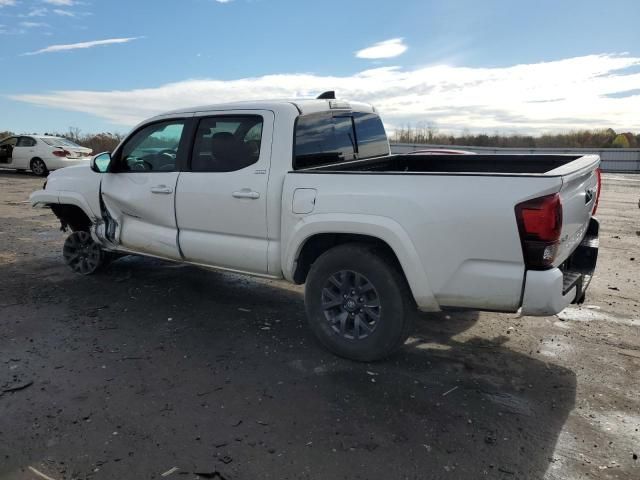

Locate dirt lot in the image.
[0,170,638,480]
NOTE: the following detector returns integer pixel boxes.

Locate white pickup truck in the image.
[30,95,601,361]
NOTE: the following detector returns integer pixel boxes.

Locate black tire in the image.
[304,243,415,362]
[62,231,106,275]
[30,158,48,177]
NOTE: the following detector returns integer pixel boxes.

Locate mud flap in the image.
[562,218,599,305]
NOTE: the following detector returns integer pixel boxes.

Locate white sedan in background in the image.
[0,135,93,176]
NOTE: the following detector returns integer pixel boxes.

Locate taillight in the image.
[52,149,71,157]
[592,167,602,215]
[515,193,562,269]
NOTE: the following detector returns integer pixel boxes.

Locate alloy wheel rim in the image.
[321,270,381,340]
[32,160,44,175]
[63,231,102,274]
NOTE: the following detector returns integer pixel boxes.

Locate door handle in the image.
[232,189,260,199]
[150,185,173,194]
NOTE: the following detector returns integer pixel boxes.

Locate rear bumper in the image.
[521,218,599,316]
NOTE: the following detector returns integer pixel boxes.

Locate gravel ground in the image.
[0,170,638,480]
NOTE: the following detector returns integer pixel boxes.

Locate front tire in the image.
[30,158,48,177]
[304,243,415,362]
[62,231,106,275]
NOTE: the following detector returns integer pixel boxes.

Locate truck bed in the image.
[284,151,599,312]
[298,153,584,175]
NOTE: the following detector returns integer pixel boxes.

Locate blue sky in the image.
[1,0,639,134]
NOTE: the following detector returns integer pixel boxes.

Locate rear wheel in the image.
[62,231,106,275]
[30,158,48,177]
[304,243,415,362]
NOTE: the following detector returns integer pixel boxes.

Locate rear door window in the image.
[190,115,263,172]
[16,137,36,147]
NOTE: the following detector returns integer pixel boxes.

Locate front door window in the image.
[117,121,185,172]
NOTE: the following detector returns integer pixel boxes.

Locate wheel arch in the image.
[293,233,401,282]
[284,214,440,311]
[50,204,93,232]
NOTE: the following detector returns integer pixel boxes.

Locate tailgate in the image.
[554,156,600,266]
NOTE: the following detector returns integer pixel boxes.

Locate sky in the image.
[1,0,639,135]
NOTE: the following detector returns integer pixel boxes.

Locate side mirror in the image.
[90,152,111,173]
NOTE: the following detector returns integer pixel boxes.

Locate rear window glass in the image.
[41,137,82,148]
[294,112,355,169]
[354,112,389,159]
[294,111,389,169]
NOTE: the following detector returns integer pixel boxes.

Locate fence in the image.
[390,144,640,173]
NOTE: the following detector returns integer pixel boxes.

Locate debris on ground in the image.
[194,471,228,479]
[2,380,33,394]
[27,466,58,480]
[161,466,179,477]
[442,386,458,397]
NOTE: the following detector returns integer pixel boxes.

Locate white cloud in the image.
[23,7,48,16]
[52,8,76,17]
[356,38,408,59]
[43,0,75,5]
[19,21,49,27]
[9,54,640,134]
[22,36,140,55]
[56,9,92,17]
[0,0,17,7]
[52,8,75,16]
[215,0,234,3]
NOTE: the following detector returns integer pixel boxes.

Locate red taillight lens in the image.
[52,149,70,157]
[592,167,602,215]
[515,193,563,269]
[519,194,562,241]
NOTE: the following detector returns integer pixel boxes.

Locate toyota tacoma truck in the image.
[30,95,601,361]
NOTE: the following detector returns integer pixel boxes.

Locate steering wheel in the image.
[133,156,154,171]
[158,148,177,159]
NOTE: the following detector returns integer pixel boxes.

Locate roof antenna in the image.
[316,91,336,100]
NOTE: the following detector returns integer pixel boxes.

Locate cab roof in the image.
[161,98,376,117]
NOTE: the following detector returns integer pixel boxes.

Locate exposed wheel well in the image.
[293,233,404,284]
[50,204,92,232]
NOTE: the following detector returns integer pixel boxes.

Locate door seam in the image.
[174,172,185,260]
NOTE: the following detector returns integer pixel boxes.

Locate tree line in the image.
[2,125,639,150]
[391,125,639,148]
